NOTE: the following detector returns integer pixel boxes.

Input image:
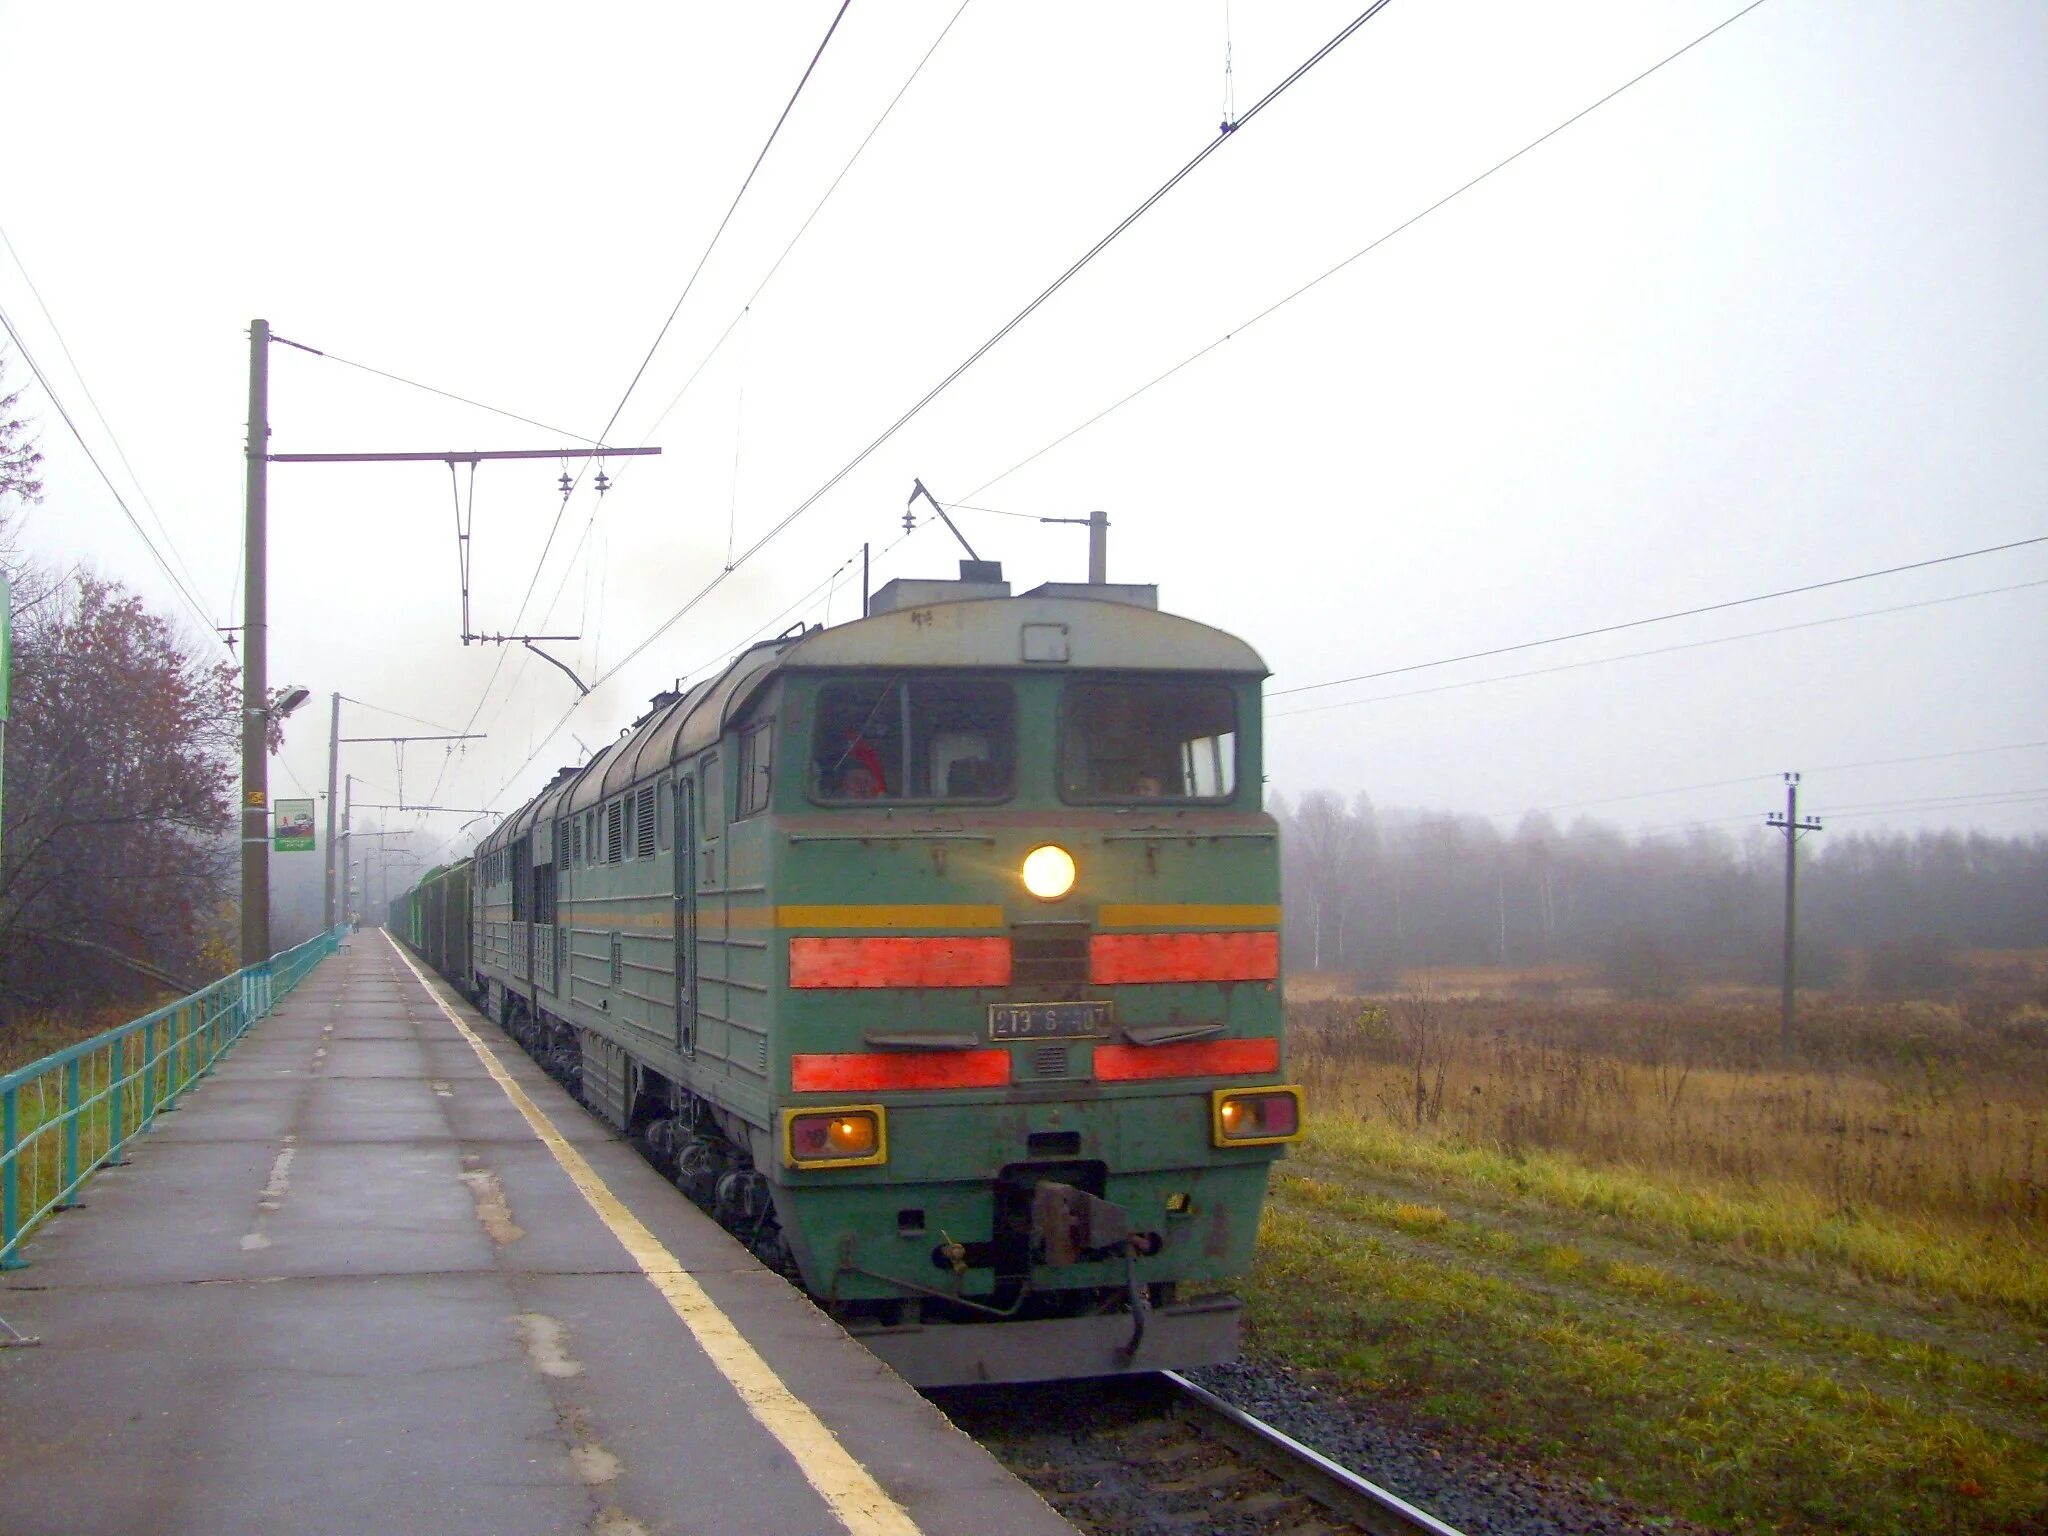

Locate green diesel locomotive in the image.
[392,567,1299,1385]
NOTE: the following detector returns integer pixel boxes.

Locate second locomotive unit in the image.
[394,564,1300,1385]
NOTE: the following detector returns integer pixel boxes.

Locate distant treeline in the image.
[1275,790,2048,988]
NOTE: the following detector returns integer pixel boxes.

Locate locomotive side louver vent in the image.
[636,786,657,859]
[1009,922,1090,995]
[1030,1045,1070,1079]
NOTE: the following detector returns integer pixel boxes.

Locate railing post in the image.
[2,1087,18,1267]
[59,1057,82,1208]
[163,1006,184,1113]
[110,1035,128,1165]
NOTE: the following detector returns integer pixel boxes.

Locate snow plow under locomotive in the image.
[391,567,1300,1386]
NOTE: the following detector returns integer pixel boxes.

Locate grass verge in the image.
[1244,1129,2048,1533]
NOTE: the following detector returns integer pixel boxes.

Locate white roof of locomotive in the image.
[773,594,1267,677]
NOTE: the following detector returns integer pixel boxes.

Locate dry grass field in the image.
[1247,954,2048,1532]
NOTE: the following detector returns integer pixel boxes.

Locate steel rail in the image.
[1161,1371,1468,1536]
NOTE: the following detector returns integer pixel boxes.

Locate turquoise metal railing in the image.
[0,926,346,1267]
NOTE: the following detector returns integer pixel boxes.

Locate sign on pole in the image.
[273,798,316,852]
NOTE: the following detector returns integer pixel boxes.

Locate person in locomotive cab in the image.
[828,734,888,798]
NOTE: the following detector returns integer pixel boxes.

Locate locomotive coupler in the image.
[1030,1180,1132,1268]
[1030,1182,1162,1365]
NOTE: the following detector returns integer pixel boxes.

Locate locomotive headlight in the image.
[1211,1087,1305,1147]
[1021,843,1077,901]
[782,1106,887,1169]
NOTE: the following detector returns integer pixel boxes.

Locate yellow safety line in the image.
[382,932,924,1536]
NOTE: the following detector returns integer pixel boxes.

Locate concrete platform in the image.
[0,935,1075,1536]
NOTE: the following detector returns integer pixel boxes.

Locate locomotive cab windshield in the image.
[1060,678,1238,802]
[811,674,1015,802]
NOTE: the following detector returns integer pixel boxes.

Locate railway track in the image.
[1162,1371,1466,1536]
[933,1372,1466,1536]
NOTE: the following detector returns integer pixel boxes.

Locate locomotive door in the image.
[673,775,698,1055]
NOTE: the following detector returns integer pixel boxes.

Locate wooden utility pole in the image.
[1766,773,1824,1056]
[240,320,270,968]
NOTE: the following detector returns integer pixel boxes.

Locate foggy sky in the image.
[4,0,2043,868]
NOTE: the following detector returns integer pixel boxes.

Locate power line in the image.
[474,0,973,755]
[1822,792,2048,822]
[0,224,214,613]
[436,0,1392,831]
[275,755,318,802]
[635,0,979,447]
[595,0,854,453]
[1270,537,2047,700]
[454,2,859,776]
[589,0,1399,697]
[1268,579,2048,720]
[1825,786,2048,815]
[1406,784,2048,848]
[0,299,227,644]
[340,694,465,735]
[269,334,598,442]
[429,0,1401,847]
[1483,739,2048,821]
[942,500,1045,521]
[965,0,1776,503]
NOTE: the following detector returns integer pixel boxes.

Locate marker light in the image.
[1021,844,1077,901]
[782,1106,888,1169]
[1210,1087,1305,1147]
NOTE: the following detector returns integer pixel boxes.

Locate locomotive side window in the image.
[811,676,1013,802]
[1059,680,1238,802]
[737,722,773,817]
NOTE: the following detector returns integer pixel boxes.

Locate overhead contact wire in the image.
[1270,536,2048,699]
[499,0,978,728]
[588,0,1399,694]
[1268,579,2048,720]
[636,0,978,447]
[452,1,858,793]
[966,0,1776,502]
[523,0,855,594]
[443,0,1400,845]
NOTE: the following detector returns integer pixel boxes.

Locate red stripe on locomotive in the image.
[1094,1037,1280,1081]
[789,936,1012,989]
[791,1049,1011,1092]
[1088,930,1279,985]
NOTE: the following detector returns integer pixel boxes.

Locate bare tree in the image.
[0,354,43,508]
[0,573,241,1014]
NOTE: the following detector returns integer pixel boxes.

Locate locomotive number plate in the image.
[988,1001,1112,1041]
